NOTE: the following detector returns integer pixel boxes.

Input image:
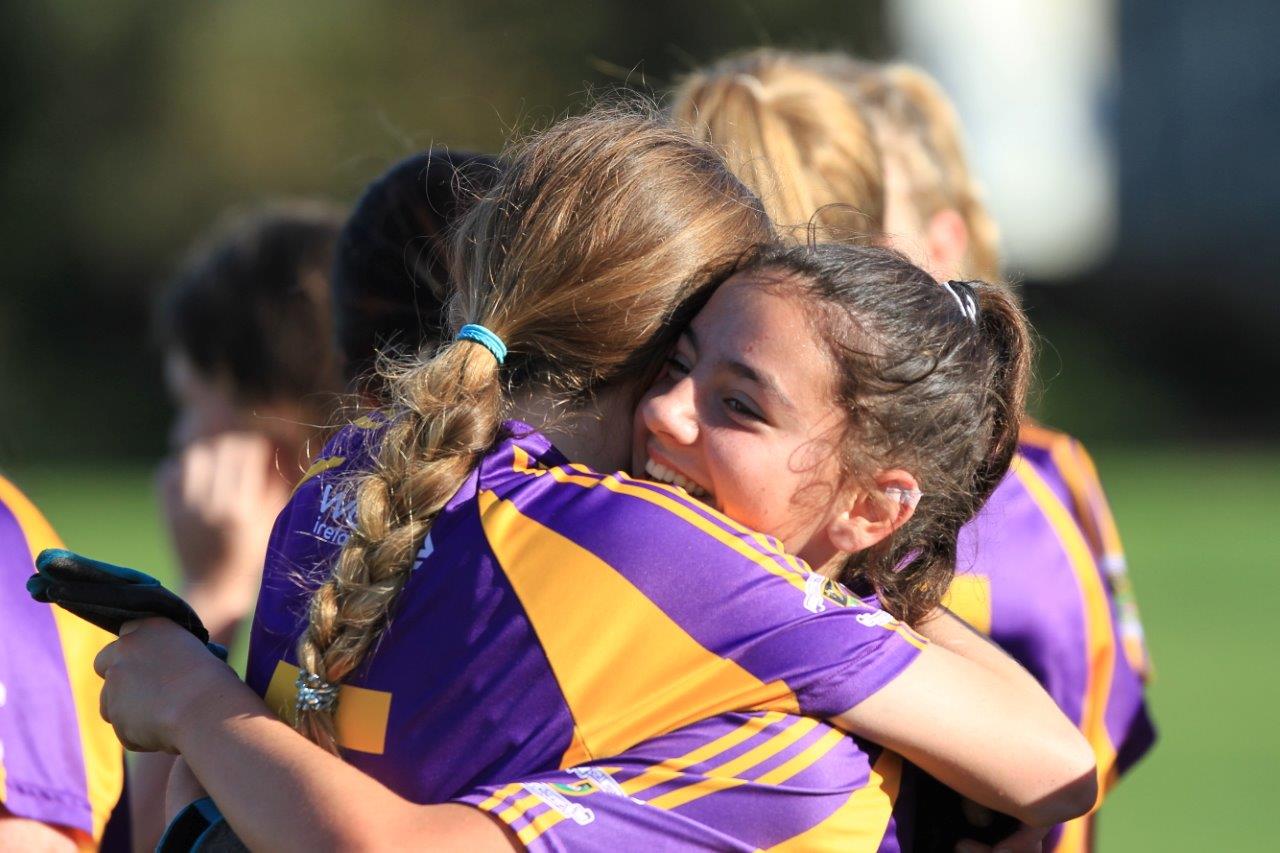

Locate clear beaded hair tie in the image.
[295,670,340,714]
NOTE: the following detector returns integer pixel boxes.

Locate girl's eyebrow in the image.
[724,359,795,410]
[689,323,793,409]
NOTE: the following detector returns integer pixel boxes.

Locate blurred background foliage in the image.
[1,0,893,460]
[2,1,1277,847]
[3,0,1275,461]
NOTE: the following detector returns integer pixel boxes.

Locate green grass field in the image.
[10,449,1276,849]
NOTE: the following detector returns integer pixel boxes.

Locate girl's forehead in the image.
[700,274,799,336]
[694,275,838,399]
[702,271,813,335]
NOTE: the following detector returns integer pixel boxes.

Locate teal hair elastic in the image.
[456,324,507,364]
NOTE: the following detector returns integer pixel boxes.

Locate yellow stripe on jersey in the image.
[499,792,546,835]
[1021,426,1118,563]
[0,475,123,847]
[766,750,903,852]
[476,489,802,769]
[504,794,564,843]
[941,574,993,636]
[47,612,120,849]
[476,783,525,814]
[507,448,926,652]
[472,783,556,848]
[507,447,810,590]
[290,455,346,497]
[263,660,392,754]
[515,720,855,846]
[754,726,846,785]
[1012,458,1117,853]
[1071,443,1124,560]
[622,713,784,797]
[516,799,570,847]
[646,717,821,810]
[1071,443,1150,680]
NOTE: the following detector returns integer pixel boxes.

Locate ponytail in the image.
[671,49,885,243]
[967,280,1032,508]
[873,278,1031,624]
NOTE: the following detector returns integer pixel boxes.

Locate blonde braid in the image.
[295,345,503,752]
[289,106,774,753]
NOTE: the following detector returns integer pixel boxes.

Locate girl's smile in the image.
[633,270,852,567]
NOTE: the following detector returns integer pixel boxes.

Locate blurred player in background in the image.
[0,475,126,851]
[155,200,345,651]
[671,49,1154,851]
[843,60,1151,678]
[133,202,345,848]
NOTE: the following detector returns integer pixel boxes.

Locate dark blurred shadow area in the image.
[1,0,891,460]
[0,0,1275,461]
[1028,0,1280,442]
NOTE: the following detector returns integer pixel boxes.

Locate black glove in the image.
[27,548,228,660]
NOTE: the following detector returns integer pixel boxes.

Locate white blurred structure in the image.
[889,0,1118,280]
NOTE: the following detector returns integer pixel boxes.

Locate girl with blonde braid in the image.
[90,108,1092,850]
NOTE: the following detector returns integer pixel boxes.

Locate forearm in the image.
[913,607,1045,692]
[836,641,1096,826]
[130,752,178,853]
[0,814,78,853]
[170,680,503,851]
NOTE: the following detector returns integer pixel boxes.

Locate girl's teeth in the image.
[644,458,707,498]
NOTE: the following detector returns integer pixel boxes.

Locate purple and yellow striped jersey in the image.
[456,711,912,852]
[247,421,924,807]
[0,475,124,847]
[933,445,1155,852]
[1019,424,1151,678]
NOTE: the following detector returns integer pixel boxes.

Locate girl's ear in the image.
[825,469,920,555]
[924,207,970,282]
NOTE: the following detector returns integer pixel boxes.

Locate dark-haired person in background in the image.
[331,148,498,388]
[134,201,346,849]
[155,200,345,653]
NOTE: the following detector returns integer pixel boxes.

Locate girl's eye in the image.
[665,355,692,378]
[724,397,764,422]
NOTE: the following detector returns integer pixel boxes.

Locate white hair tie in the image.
[944,280,979,324]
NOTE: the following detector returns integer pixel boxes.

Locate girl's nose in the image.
[640,377,699,446]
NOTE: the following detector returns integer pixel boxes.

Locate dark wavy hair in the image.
[747,243,1031,623]
[330,149,500,388]
[158,201,345,409]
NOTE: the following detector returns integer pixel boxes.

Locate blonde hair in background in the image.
[825,57,1003,282]
[293,107,773,753]
[670,49,886,245]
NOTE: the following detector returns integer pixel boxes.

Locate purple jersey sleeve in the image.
[455,712,911,852]
[477,429,927,725]
[0,477,124,842]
